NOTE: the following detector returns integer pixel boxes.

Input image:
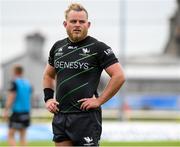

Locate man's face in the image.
[64,10,90,42]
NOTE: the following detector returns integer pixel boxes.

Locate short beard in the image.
[67,30,88,43]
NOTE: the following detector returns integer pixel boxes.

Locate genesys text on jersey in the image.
[54,61,89,70]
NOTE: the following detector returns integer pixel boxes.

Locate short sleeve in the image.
[8,81,17,92]
[96,42,118,69]
[48,43,57,67]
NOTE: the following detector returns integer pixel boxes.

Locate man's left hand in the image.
[78,96,101,110]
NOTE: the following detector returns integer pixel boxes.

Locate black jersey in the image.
[48,36,118,113]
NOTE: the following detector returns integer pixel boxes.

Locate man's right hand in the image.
[2,110,8,122]
[45,99,59,114]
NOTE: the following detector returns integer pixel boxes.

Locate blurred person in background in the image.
[43,3,125,146]
[175,26,180,55]
[3,65,32,146]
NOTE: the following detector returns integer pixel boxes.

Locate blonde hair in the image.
[65,3,88,19]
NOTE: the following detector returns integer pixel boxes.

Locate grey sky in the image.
[1,0,176,59]
[0,0,177,88]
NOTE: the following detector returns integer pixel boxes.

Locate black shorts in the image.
[9,112,30,129]
[52,110,102,146]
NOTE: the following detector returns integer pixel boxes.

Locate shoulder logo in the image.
[55,47,63,56]
[104,48,113,56]
[58,48,63,52]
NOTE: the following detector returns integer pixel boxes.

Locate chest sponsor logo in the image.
[54,61,89,70]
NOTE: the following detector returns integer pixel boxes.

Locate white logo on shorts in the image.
[83,136,94,145]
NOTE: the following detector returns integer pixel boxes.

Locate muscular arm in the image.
[79,63,125,110]
[98,63,125,105]
[43,64,59,113]
[43,64,56,89]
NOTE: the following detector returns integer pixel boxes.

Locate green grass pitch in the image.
[0,140,180,146]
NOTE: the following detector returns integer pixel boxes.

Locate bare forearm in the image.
[5,101,12,111]
[98,74,125,105]
[43,75,55,89]
[43,64,56,89]
[5,92,15,111]
[43,64,56,103]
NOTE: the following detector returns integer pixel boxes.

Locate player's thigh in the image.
[52,113,71,142]
[67,111,102,146]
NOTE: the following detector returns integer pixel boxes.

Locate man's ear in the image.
[63,21,67,27]
[88,22,91,28]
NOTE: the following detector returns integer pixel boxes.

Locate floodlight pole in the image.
[119,0,127,121]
